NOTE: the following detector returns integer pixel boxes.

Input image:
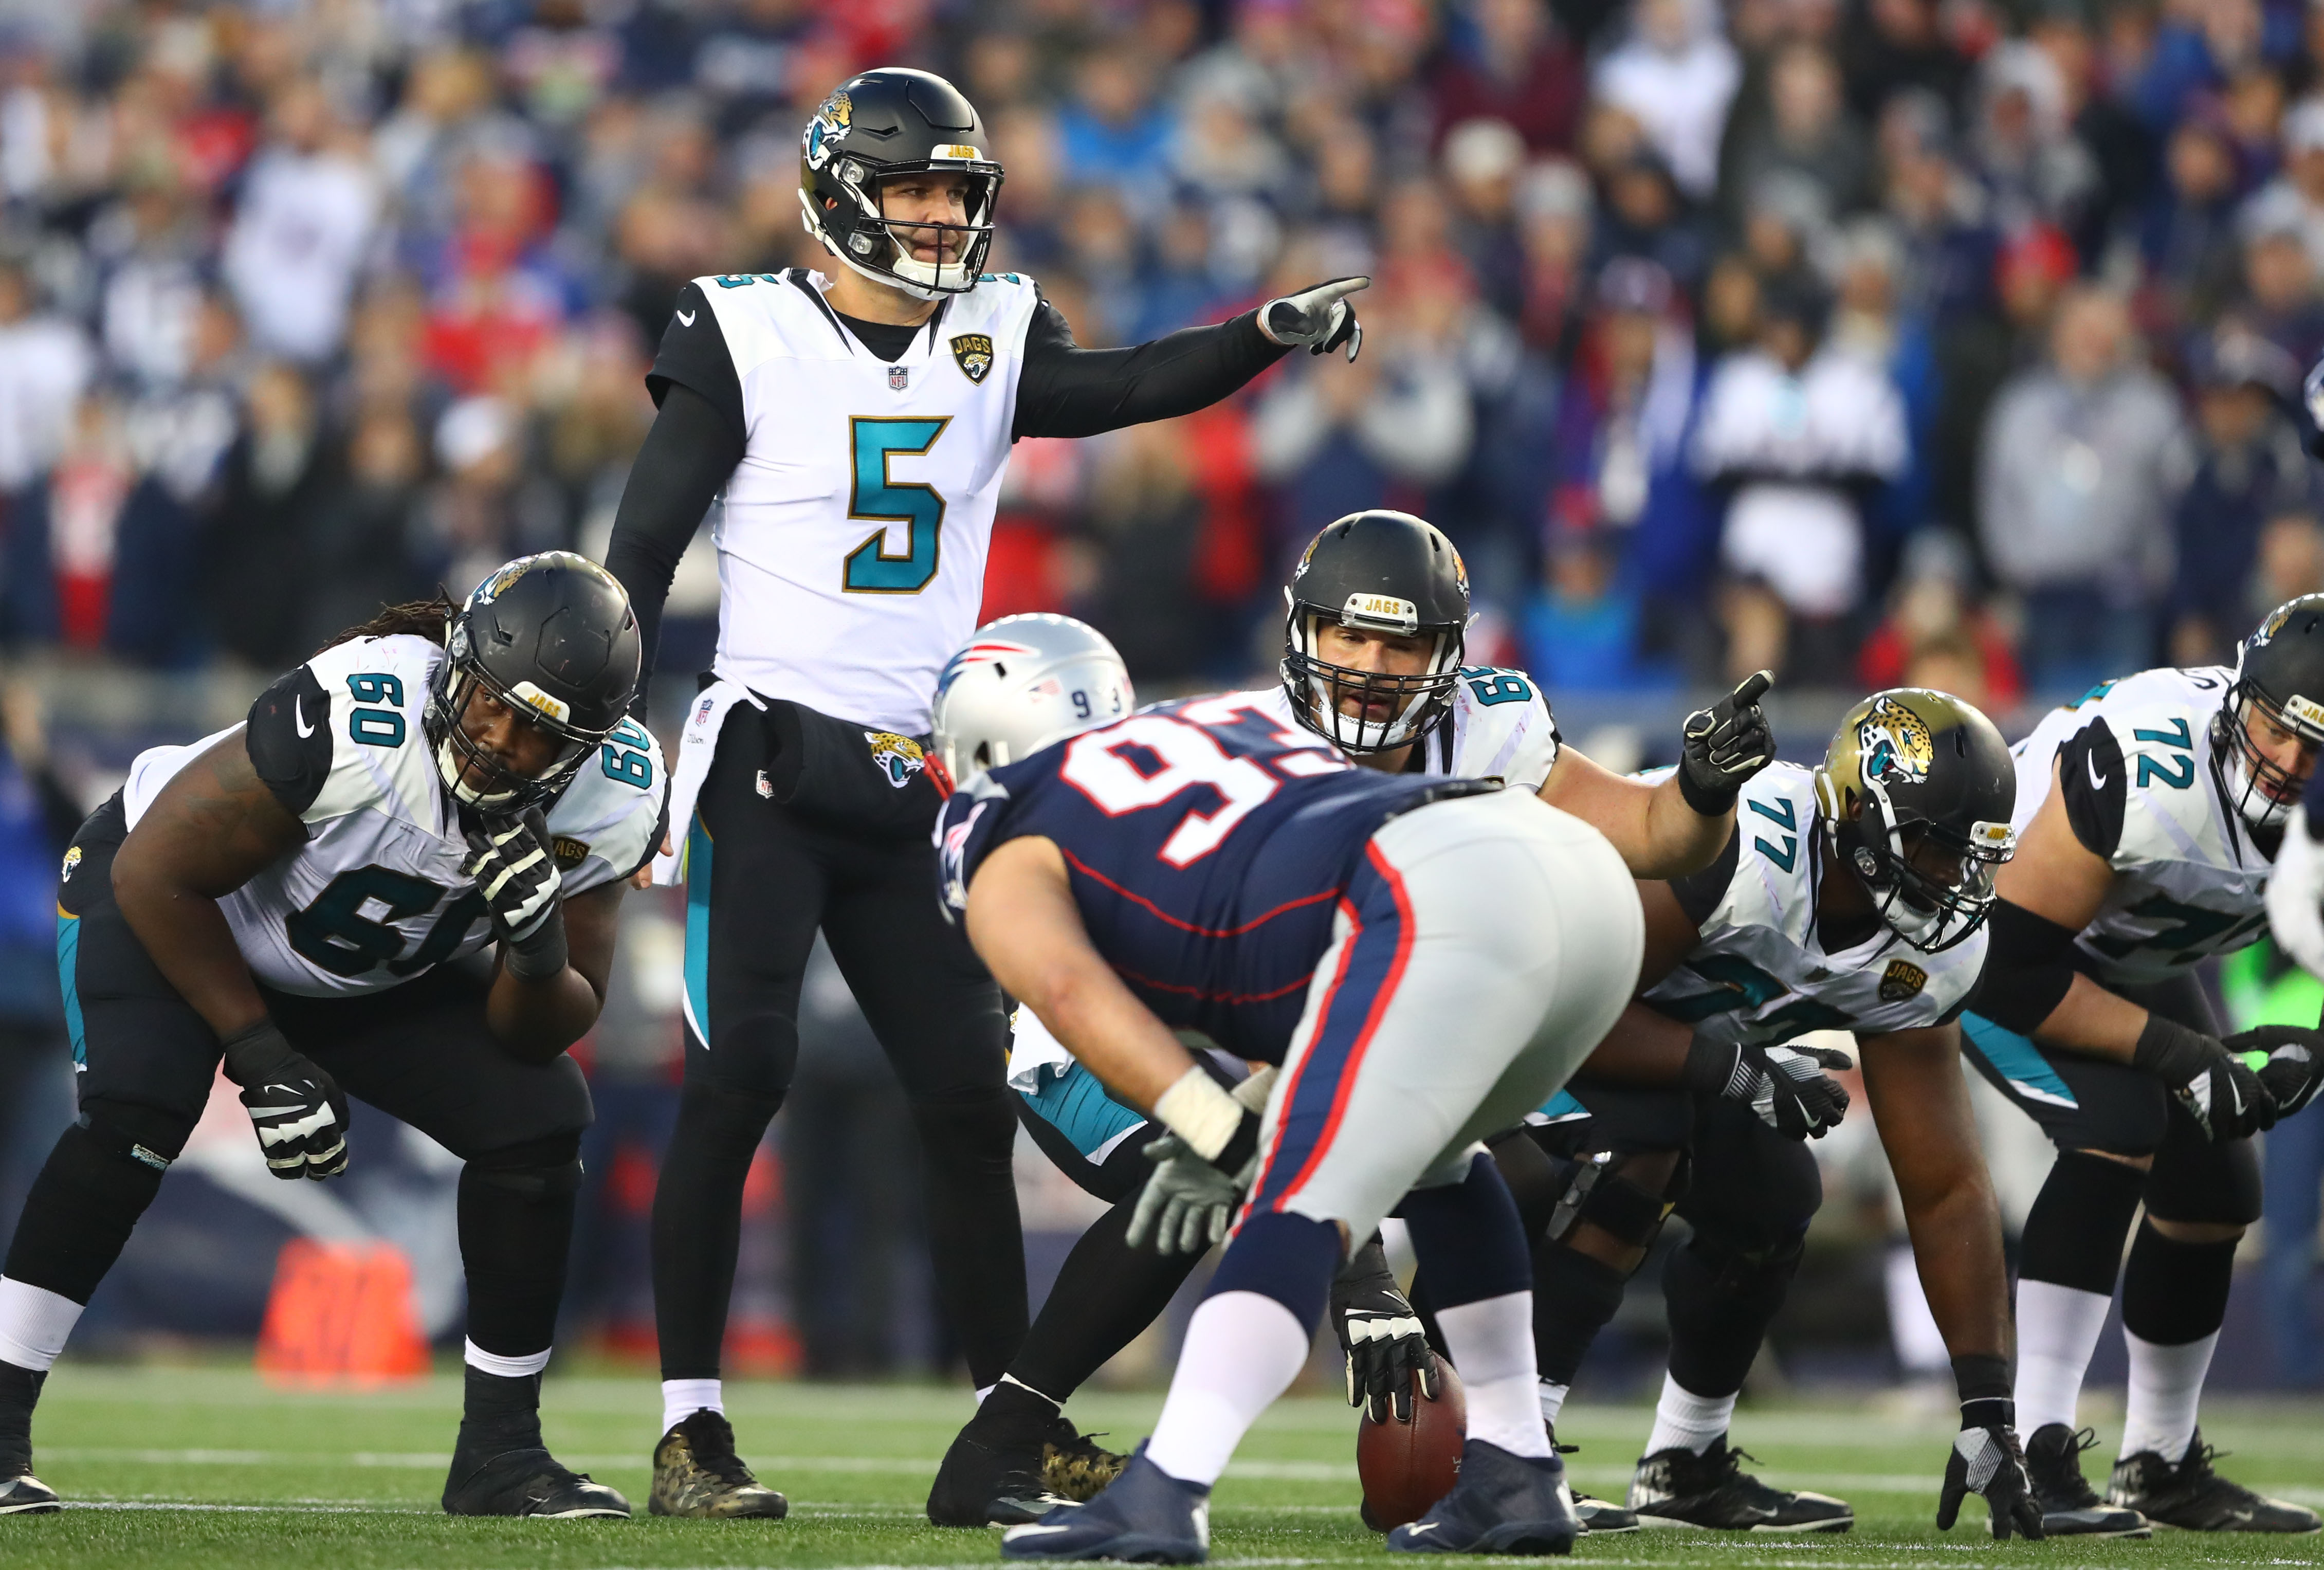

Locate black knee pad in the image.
[911,1085,1019,1172]
[78,1097,196,1170]
[1545,1150,1678,1251]
[2,1102,193,1302]
[466,1131,585,1199]
[1684,1222,1807,1298]
[675,1078,785,1160]
[2145,1133,2263,1227]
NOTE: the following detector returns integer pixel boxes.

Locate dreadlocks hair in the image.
[323,592,458,654]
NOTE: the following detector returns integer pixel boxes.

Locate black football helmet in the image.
[2216,593,2324,831]
[1280,510,1470,755]
[424,552,642,812]
[1813,688,2017,953]
[798,68,1002,300]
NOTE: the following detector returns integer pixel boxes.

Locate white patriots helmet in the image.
[929,614,1134,795]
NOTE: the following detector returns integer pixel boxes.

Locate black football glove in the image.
[1677,671,1774,816]
[1332,1235,1434,1423]
[464,806,568,980]
[1683,1038,1852,1139]
[2226,1025,2324,1117]
[1259,276,1367,361]
[2134,1015,2274,1141]
[221,1019,351,1180]
[1937,1417,2044,1540]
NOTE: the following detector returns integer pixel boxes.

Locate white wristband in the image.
[1231,1065,1278,1112]
[1154,1067,1245,1163]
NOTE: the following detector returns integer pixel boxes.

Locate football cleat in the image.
[1386,1438,1579,1555]
[2023,1424,2149,1537]
[1043,1420,1128,1502]
[442,1445,630,1518]
[0,1473,60,1514]
[1546,1423,1638,1534]
[651,1409,789,1519]
[1627,1440,1853,1532]
[1002,1443,1209,1562]
[2106,1431,2321,1533]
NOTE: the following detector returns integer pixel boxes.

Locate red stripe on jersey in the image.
[1058,845,1340,938]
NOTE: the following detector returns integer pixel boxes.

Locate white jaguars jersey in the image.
[121,634,667,998]
[1248,665,1562,788]
[1640,762,1985,1045]
[2010,664,2270,984]
[689,267,1044,735]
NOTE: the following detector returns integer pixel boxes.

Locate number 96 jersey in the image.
[2009,664,2271,986]
[121,633,668,997]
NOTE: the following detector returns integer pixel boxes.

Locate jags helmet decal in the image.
[2255,604,2294,647]
[1857,696,1934,787]
[804,88,852,171]
[865,729,928,789]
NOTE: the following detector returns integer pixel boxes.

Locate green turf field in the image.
[7,1364,2320,1568]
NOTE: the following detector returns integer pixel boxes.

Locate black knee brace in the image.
[1545,1151,1680,1251]
[465,1131,585,1198]
[1663,1225,1806,1400]
[3,1099,194,1304]
[2145,1133,2263,1228]
[2020,1149,2147,1293]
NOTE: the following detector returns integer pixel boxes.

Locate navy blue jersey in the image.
[937,693,1479,1063]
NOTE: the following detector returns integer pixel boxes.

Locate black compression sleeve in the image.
[1970,899,2080,1033]
[601,381,743,695]
[1667,827,1741,927]
[1012,298,1290,439]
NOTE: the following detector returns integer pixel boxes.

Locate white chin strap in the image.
[798,189,953,302]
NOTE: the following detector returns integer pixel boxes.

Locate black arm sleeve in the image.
[1011,297,1291,440]
[2055,718,2128,860]
[1667,826,1742,927]
[601,381,744,696]
[1969,898,2082,1033]
[246,665,333,818]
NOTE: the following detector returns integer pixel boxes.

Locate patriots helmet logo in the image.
[1856,696,1934,787]
[936,638,1037,701]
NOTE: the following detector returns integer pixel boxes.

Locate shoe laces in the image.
[682,1414,759,1488]
[2035,1428,2102,1506]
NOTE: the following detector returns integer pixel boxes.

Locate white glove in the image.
[1259,276,1367,361]
[2267,803,2324,979]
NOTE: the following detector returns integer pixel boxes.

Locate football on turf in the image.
[1354,1355,1465,1530]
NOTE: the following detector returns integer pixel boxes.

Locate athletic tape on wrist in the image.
[1155,1066,1245,1164]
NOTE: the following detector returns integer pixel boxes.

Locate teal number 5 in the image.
[843,416,951,594]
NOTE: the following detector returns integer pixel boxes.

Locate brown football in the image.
[1355,1356,1466,1530]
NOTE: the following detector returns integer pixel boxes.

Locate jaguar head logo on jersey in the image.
[1879,959,1928,1003]
[864,730,928,789]
[803,88,852,171]
[59,845,79,882]
[1856,696,1934,787]
[951,333,995,385]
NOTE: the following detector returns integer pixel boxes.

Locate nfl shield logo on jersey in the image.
[865,730,928,788]
[889,363,910,391]
[1880,958,1928,1002]
[951,333,995,385]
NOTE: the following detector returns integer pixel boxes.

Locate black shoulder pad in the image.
[246,665,334,817]
[1668,824,1743,928]
[2056,718,2127,860]
[645,281,746,445]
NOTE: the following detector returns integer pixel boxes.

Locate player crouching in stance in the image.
[1476,691,2041,1539]
[0,553,665,1519]
[929,614,1643,1561]
[1962,597,2324,1535]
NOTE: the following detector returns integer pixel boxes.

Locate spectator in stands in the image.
[1057,42,1175,207]
[2228,214,2324,368]
[1513,158,1592,357]
[1430,0,1585,154]
[2143,116,2256,337]
[221,77,380,365]
[1520,528,1666,692]
[1978,284,2191,691]
[0,258,93,495]
[1592,0,1741,202]
[1728,41,1875,221]
[2242,96,2324,275]
[1857,530,2024,711]
[1443,119,1528,319]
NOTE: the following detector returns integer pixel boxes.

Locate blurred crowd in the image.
[11,0,2324,704]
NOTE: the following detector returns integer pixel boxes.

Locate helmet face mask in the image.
[1279,510,1470,756]
[799,72,1002,301]
[2213,602,2324,832]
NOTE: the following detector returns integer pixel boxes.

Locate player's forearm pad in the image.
[1967,901,2079,1034]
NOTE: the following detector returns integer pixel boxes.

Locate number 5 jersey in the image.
[120,632,668,996]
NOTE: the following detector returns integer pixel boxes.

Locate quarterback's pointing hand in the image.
[465,806,568,981]
[1260,277,1368,361]
[1678,670,1775,816]
[221,1020,351,1180]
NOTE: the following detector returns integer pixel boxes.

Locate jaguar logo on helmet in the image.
[1879,959,1928,1003]
[864,730,928,789]
[59,845,79,882]
[803,88,852,171]
[951,333,995,385]
[2255,605,2295,647]
[1857,696,1935,787]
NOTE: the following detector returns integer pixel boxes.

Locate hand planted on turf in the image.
[220,1019,351,1180]
[1332,1239,1435,1423]
[1744,1043,1853,1140]
[2226,1025,2324,1117]
[1936,1423,2045,1541]
[1127,1131,1255,1255]
[464,807,568,980]
[1677,671,1775,815]
[1259,277,1367,361]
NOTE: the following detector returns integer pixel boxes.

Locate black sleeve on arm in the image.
[2055,718,2128,860]
[1011,296,1291,440]
[1969,898,2081,1034]
[602,381,744,695]
[245,665,333,818]
[644,282,746,440]
[1666,826,1742,927]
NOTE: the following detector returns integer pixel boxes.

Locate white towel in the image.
[649,680,763,887]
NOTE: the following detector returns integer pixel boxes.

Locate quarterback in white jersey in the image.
[0,554,666,1521]
[1502,690,2037,1540]
[597,66,1387,1521]
[932,508,1782,1529]
[1963,599,2324,1537]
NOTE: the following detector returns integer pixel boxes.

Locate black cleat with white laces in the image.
[2023,1424,2149,1537]
[1546,1423,1637,1534]
[651,1408,789,1518]
[2107,1430,2321,1533]
[443,1445,630,1518]
[1627,1439,1853,1532]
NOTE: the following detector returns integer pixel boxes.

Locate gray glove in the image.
[1127,1128,1259,1255]
[1259,276,1367,361]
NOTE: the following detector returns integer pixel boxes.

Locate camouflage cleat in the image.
[650,1409,789,1519]
[1042,1420,1128,1503]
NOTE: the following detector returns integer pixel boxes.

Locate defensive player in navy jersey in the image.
[600,65,1377,1513]
[925,614,1651,1560]
[928,510,1778,1528]
[0,555,665,1518]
